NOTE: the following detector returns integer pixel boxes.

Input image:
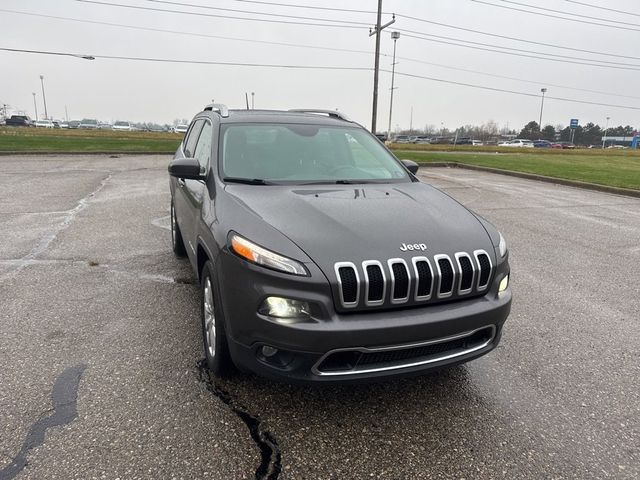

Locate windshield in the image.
[220,124,410,184]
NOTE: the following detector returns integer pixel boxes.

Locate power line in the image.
[74,0,365,29]
[5,8,640,101]
[392,14,640,61]
[0,9,374,56]
[389,70,640,111]
[401,33,640,71]
[137,0,371,25]
[4,45,639,111]
[398,29,640,68]
[228,0,378,15]
[497,0,640,27]
[397,56,640,101]
[0,46,372,70]
[471,0,640,32]
[564,0,640,18]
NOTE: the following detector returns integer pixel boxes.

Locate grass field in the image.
[0,126,181,153]
[395,149,640,190]
[1,127,638,190]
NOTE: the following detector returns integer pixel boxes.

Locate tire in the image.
[170,198,187,257]
[201,260,232,376]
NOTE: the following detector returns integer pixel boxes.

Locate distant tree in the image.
[541,125,556,141]
[518,121,540,140]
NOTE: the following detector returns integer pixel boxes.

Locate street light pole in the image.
[538,88,547,135]
[386,31,400,141]
[251,92,255,109]
[32,92,38,120]
[39,75,48,120]
[602,116,610,149]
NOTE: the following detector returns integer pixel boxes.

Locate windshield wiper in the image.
[223,177,276,185]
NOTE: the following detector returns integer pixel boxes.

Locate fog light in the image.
[261,345,279,357]
[259,296,310,320]
[499,274,509,293]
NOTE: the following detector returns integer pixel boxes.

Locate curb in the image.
[0,151,174,156]
[419,162,640,199]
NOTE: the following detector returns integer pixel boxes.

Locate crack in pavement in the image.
[0,173,113,280]
[0,364,87,480]
[197,361,281,480]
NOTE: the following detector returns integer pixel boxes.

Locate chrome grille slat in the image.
[362,260,386,306]
[473,250,493,291]
[412,256,433,301]
[434,254,455,299]
[455,252,475,295]
[387,258,411,304]
[335,251,493,309]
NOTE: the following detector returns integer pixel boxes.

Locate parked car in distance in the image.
[533,140,552,148]
[173,124,189,134]
[67,120,80,129]
[112,121,132,131]
[168,104,511,383]
[78,119,99,129]
[471,140,483,146]
[5,115,34,127]
[499,139,534,148]
[551,141,576,149]
[414,136,431,144]
[392,135,413,143]
[34,119,54,128]
[99,122,113,130]
[59,121,69,129]
[374,133,388,142]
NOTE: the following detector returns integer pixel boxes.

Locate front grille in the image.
[314,326,496,375]
[456,253,474,294]
[413,258,433,299]
[389,260,410,302]
[336,263,359,306]
[364,262,385,304]
[475,251,492,290]
[436,256,455,297]
[334,250,493,309]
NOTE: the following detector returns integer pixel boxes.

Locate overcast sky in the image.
[1,0,638,131]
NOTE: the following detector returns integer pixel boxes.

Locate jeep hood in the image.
[224,182,496,271]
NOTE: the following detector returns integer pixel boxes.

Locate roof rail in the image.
[288,109,351,122]
[204,103,229,117]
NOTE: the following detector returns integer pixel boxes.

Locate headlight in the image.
[230,233,308,276]
[498,232,507,258]
[259,296,310,322]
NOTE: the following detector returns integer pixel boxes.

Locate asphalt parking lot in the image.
[1,154,638,479]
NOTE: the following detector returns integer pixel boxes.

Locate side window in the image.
[184,120,204,157]
[193,121,213,170]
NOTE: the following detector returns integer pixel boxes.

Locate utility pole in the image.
[39,75,48,120]
[409,106,413,133]
[369,1,394,134]
[251,92,255,109]
[386,31,400,141]
[65,105,69,122]
[32,92,38,120]
[539,88,547,135]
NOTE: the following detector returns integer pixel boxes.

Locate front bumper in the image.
[217,249,511,383]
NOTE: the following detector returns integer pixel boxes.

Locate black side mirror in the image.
[168,158,205,180]
[400,159,419,175]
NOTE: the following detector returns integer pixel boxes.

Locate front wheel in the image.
[170,199,187,257]
[201,261,232,376]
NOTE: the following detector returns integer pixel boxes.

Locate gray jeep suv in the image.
[168,104,511,383]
